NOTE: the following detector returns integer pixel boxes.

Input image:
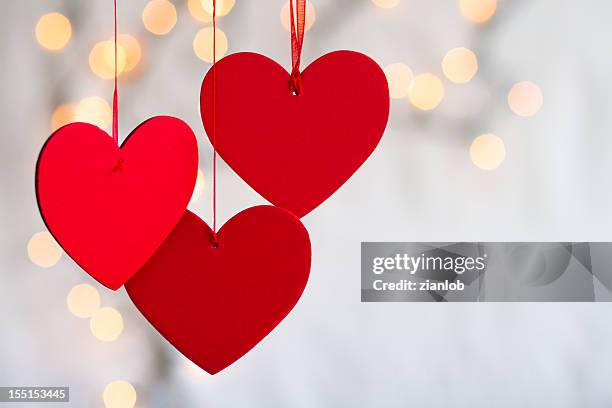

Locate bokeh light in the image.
[459,0,497,23]
[103,381,137,408]
[371,0,401,8]
[442,47,478,84]
[508,81,543,117]
[66,284,101,318]
[27,231,62,268]
[189,168,206,206]
[280,1,316,32]
[103,42,127,73]
[89,40,127,79]
[188,0,213,22]
[408,73,444,111]
[35,12,72,51]
[50,104,75,132]
[142,0,177,35]
[470,133,505,170]
[90,307,124,342]
[193,27,228,63]
[117,34,142,73]
[75,97,112,130]
[199,0,235,17]
[384,63,414,99]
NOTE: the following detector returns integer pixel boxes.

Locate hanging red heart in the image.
[36,117,199,290]
[200,50,390,218]
[125,205,311,374]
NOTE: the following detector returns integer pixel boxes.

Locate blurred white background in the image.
[2,0,612,406]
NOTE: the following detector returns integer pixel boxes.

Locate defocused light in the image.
[470,133,505,170]
[459,0,496,23]
[51,104,75,132]
[143,0,177,35]
[117,34,142,73]
[408,73,444,111]
[188,0,213,22]
[384,63,413,99]
[90,307,124,342]
[508,81,543,117]
[199,0,235,16]
[189,168,206,205]
[193,27,228,63]
[67,284,101,318]
[89,40,127,79]
[27,231,62,268]
[281,1,316,32]
[35,12,72,51]
[442,47,478,84]
[103,41,127,73]
[103,381,137,408]
[372,0,400,8]
[75,97,112,130]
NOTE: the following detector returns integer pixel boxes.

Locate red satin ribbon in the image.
[289,0,306,94]
[112,0,119,145]
[212,0,218,245]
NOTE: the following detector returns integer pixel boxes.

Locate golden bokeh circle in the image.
[408,73,444,111]
[67,284,101,318]
[51,104,75,132]
[459,0,497,23]
[280,1,316,32]
[75,97,112,130]
[89,40,127,79]
[117,34,142,73]
[103,381,137,408]
[470,133,506,170]
[142,0,177,35]
[188,0,213,22]
[199,0,235,17]
[35,12,72,51]
[442,47,478,84]
[384,63,414,99]
[508,81,543,117]
[193,27,228,63]
[27,231,62,268]
[90,307,124,342]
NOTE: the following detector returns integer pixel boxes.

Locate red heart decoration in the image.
[36,117,198,290]
[125,206,311,374]
[200,51,389,218]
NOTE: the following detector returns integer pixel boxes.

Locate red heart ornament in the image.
[125,206,311,374]
[200,51,390,218]
[36,117,198,290]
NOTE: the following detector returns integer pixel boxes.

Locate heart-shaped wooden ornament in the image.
[36,117,199,289]
[200,51,390,218]
[125,206,311,374]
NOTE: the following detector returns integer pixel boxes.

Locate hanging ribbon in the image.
[289,0,306,95]
[212,0,218,245]
[112,0,119,145]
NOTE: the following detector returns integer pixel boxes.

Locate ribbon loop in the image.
[289,0,306,95]
[212,0,219,245]
[112,0,119,145]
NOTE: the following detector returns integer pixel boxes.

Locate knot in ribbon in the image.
[289,0,306,95]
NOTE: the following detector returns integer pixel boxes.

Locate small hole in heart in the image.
[112,157,125,173]
[292,90,299,96]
